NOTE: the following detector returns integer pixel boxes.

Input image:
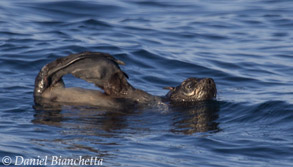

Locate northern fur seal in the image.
[34,52,217,110]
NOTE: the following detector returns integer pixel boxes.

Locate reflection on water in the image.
[171,101,219,134]
[30,102,220,165]
[33,101,219,135]
[32,108,129,133]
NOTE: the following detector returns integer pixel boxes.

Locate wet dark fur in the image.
[34,52,217,110]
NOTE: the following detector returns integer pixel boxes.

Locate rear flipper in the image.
[34,52,128,104]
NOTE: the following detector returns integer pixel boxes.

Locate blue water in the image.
[1,0,293,166]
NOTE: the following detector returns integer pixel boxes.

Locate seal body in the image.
[34,52,217,110]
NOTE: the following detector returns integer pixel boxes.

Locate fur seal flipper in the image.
[34,52,127,98]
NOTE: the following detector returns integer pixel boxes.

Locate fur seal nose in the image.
[203,78,214,85]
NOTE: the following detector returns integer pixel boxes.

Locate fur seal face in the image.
[165,78,217,102]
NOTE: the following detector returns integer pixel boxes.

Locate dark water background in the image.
[1,0,293,166]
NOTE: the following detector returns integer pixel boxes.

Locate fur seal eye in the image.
[182,85,196,96]
[183,90,195,96]
[185,82,195,90]
[181,79,199,96]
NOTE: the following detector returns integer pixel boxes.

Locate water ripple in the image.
[1,0,293,166]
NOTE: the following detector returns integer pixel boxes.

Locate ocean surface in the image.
[0,0,293,166]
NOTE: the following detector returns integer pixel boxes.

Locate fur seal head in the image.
[165,78,217,102]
